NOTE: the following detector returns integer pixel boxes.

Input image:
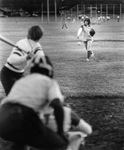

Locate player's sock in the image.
[91,51,94,58]
[87,51,92,59]
[86,58,89,62]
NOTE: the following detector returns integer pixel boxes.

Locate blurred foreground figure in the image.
[41,104,92,150]
[0,55,68,150]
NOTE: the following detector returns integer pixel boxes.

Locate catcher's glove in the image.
[90,28,95,37]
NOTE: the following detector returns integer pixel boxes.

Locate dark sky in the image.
[79,0,123,4]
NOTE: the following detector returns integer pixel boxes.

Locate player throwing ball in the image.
[77,18,95,62]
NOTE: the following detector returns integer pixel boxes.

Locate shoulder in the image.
[34,42,43,55]
[35,42,42,51]
[51,79,60,88]
[49,79,64,103]
[81,25,84,29]
[16,38,27,45]
[16,38,29,50]
[36,42,42,47]
[78,26,83,32]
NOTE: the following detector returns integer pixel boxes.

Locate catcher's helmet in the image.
[30,55,53,78]
[90,28,95,37]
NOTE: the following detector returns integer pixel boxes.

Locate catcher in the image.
[77,18,95,62]
[0,55,68,150]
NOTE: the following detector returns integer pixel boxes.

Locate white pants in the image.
[83,40,93,51]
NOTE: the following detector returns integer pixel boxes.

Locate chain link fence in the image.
[62,3,124,22]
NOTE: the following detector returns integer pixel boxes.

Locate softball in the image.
[77,42,81,45]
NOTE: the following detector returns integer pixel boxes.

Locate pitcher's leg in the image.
[86,40,94,61]
[83,41,89,61]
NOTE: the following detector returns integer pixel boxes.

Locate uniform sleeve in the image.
[77,27,83,38]
[7,39,30,65]
[7,41,28,65]
[34,42,44,56]
[7,53,27,65]
[48,80,64,103]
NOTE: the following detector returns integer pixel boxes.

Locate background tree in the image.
[0,0,123,15]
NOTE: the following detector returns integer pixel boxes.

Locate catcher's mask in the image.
[30,55,53,78]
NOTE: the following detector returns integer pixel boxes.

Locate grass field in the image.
[0,17,124,150]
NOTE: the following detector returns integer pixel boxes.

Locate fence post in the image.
[106,4,108,16]
[96,4,98,19]
[41,2,43,22]
[113,4,115,20]
[47,0,49,22]
[77,4,79,20]
[84,4,85,15]
[90,4,92,18]
[54,0,57,22]
[100,4,102,16]
[120,4,122,19]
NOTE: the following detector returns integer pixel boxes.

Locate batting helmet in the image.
[30,55,53,78]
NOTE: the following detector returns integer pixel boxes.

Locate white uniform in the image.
[77,25,93,42]
[77,25,93,51]
[6,38,44,73]
[1,73,64,115]
[42,106,92,150]
[43,106,92,134]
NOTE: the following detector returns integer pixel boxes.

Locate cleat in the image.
[86,58,89,62]
[91,52,94,58]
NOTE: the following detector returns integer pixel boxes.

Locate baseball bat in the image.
[0,34,28,54]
